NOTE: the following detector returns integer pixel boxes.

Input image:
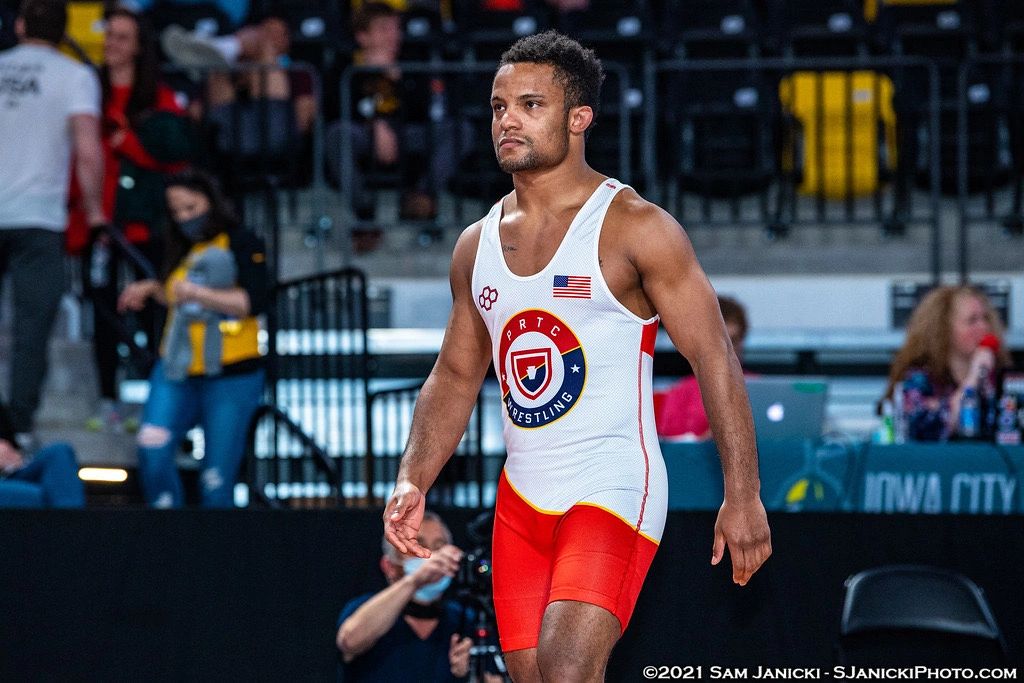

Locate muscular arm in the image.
[385,224,492,555]
[626,197,771,584]
[70,114,106,225]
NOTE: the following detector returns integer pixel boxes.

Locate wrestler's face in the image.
[491,62,572,174]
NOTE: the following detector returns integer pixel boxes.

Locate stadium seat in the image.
[555,1,651,49]
[838,564,1010,666]
[663,66,782,199]
[658,0,761,59]
[455,0,548,61]
[764,0,870,57]
[63,1,106,66]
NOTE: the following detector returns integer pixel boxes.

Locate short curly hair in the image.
[499,30,604,123]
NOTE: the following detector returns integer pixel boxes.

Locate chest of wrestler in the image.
[471,212,662,492]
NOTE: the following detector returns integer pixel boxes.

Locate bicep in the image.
[636,218,727,363]
[433,227,491,384]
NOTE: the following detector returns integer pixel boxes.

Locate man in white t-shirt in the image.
[0,0,104,445]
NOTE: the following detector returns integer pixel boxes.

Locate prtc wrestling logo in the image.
[498,309,586,429]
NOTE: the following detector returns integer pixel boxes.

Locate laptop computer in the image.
[744,376,829,441]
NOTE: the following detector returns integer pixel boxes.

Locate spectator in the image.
[160,15,316,191]
[883,285,1011,441]
[655,296,749,441]
[0,0,105,450]
[326,2,473,252]
[336,511,478,682]
[0,401,85,508]
[68,7,196,433]
[117,170,267,508]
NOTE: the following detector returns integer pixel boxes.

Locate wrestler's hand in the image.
[384,480,430,558]
[711,498,771,586]
[448,634,471,678]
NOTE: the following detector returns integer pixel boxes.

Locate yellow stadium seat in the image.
[780,71,898,199]
[62,1,105,66]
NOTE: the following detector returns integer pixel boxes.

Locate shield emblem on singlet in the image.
[511,348,553,400]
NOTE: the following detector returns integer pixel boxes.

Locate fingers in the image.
[732,545,751,586]
[711,529,725,566]
[730,537,772,586]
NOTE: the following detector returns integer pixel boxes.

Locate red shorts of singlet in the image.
[490,470,660,652]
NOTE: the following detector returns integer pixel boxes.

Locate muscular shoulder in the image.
[450,218,485,281]
[604,188,688,263]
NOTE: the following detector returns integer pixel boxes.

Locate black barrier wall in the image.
[0,510,1020,680]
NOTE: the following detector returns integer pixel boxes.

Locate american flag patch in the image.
[553,275,591,299]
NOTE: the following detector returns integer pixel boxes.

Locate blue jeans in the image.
[0,442,85,508]
[137,361,264,508]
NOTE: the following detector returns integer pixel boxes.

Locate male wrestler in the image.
[384,30,771,682]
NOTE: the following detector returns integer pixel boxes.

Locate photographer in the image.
[336,511,475,682]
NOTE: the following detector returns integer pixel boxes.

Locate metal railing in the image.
[365,380,493,507]
[243,404,341,508]
[956,55,1024,280]
[249,268,372,504]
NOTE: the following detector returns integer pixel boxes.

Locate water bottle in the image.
[892,382,907,444]
[959,386,980,439]
[89,240,110,289]
[873,399,894,445]
[995,394,1020,445]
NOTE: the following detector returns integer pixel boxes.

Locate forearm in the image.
[75,146,105,224]
[337,577,417,660]
[186,286,251,318]
[695,353,761,502]
[397,364,485,491]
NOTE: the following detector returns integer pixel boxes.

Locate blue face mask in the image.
[403,557,452,603]
[177,213,209,242]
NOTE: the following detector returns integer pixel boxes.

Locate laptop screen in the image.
[744,376,829,441]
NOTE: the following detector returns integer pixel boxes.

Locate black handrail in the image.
[244,403,341,508]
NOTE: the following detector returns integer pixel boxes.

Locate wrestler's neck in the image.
[510,157,606,217]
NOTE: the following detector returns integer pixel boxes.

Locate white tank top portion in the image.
[471,179,667,543]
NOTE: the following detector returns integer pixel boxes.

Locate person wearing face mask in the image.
[116,169,267,508]
[883,285,1012,441]
[336,511,479,682]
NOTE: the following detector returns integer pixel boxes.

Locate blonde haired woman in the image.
[883,286,1011,441]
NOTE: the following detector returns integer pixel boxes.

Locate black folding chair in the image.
[838,564,1010,666]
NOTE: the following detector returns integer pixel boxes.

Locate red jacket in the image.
[67,82,189,254]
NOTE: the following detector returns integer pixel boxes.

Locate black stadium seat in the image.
[659,0,761,59]
[838,565,1010,666]
[455,0,549,62]
[764,0,870,57]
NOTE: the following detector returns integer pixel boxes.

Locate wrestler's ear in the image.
[568,105,594,136]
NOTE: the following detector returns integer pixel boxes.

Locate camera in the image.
[455,510,494,600]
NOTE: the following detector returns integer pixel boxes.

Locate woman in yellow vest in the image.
[118,170,267,507]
